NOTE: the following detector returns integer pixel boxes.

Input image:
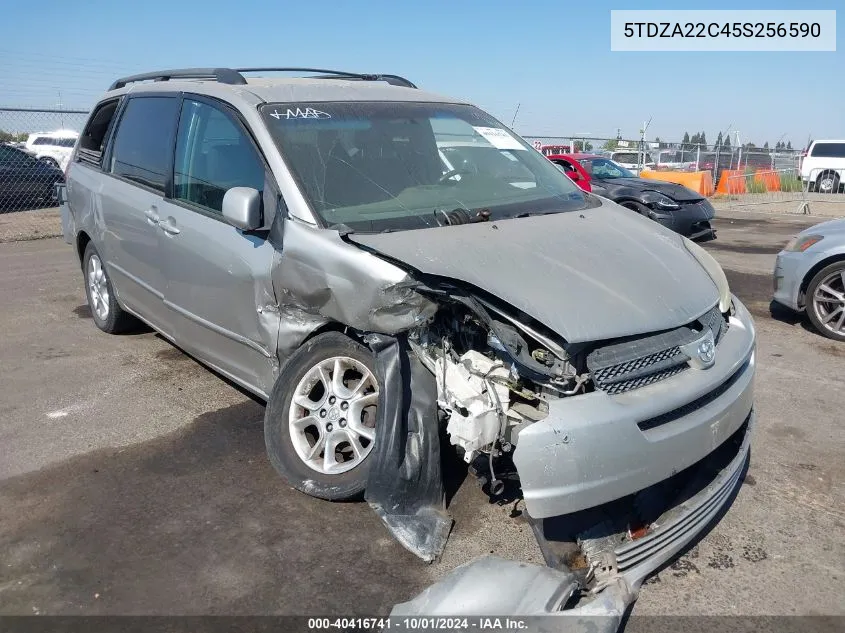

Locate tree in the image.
[602,139,619,151]
[682,132,690,150]
[699,132,707,148]
[763,142,769,149]
[573,140,593,152]
[787,141,793,150]
[715,131,723,148]
[723,134,731,149]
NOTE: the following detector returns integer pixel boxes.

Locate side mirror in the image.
[222,187,261,231]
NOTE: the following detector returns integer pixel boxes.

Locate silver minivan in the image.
[61,67,756,613]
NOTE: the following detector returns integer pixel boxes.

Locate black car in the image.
[0,143,64,210]
[560,155,716,241]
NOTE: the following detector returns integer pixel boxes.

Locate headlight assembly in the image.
[784,234,824,252]
[683,237,731,313]
[641,190,681,210]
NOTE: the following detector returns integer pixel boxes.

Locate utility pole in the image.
[638,117,652,174]
[510,103,521,129]
[56,90,65,129]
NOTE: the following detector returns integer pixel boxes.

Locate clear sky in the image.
[1,0,841,147]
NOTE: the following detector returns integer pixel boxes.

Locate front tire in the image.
[805,262,845,342]
[82,242,136,334]
[264,332,380,500]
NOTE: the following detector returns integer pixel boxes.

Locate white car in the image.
[654,150,696,172]
[609,150,655,171]
[24,130,79,171]
[800,140,845,194]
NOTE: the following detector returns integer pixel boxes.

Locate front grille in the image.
[588,305,727,396]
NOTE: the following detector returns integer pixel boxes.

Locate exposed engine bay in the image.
[407,293,591,468]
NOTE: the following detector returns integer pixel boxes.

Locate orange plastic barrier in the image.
[638,170,715,197]
[754,170,780,191]
[716,169,746,194]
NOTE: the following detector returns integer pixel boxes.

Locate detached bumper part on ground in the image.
[392,411,754,626]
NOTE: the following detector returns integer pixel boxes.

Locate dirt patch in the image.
[768,424,807,441]
[707,242,781,256]
[72,305,91,319]
[0,401,429,615]
[815,343,845,358]
[0,208,62,243]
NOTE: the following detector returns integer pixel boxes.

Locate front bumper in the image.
[773,249,806,311]
[513,295,755,519]
[392,411,753,630]
[651,199,716,241]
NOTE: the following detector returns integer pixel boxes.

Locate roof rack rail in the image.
[109,68,247,91]
[235,68,417,89]
[109,67,418,91]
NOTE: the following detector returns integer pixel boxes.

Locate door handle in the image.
[158,217,181,235]
[144,207,160,226]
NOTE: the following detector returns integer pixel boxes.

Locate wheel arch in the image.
[76,230,91,266]
[799,253,845,306]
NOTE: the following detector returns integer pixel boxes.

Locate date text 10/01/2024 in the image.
[307,617,531,630]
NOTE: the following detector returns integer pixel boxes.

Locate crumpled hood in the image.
[595,178,703,201]
[349,200,719,343]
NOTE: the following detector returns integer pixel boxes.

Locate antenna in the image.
[510,103,521,129]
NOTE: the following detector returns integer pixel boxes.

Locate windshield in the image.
[261,102,586,232]
[578,157,635,179]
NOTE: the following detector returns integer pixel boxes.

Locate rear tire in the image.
[39,157,60,169]
[816,171,840,194]
[264,332,381,501]
[82,242,137,334]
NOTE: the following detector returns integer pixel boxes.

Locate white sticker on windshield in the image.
[269,107,331,120]
[472,126,526,150]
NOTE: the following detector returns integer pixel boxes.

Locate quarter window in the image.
[173,99,265,214]
[109,96,180,193]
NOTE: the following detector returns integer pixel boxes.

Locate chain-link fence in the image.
[0,107,89,242]
[714,167,845,217]
[520,134,804,185]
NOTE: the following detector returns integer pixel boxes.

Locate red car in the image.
[546,153,593,192]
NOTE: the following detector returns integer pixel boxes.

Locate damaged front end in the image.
[268,214,756,619]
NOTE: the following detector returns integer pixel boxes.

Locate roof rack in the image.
[109,67,417,91]
[236,68,417,89]
[109,68,248,91]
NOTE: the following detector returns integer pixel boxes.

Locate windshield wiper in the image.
[434,208,491,226]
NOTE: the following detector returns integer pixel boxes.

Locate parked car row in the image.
[0,142,64,210]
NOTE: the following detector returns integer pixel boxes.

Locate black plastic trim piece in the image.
[109,68,248,91]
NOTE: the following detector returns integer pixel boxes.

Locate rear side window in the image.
[110,96,180,192]
[78,99,121,167]
[553,159,577,174]
[810,142,845,158]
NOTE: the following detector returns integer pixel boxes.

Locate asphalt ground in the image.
[0,208,842,617]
